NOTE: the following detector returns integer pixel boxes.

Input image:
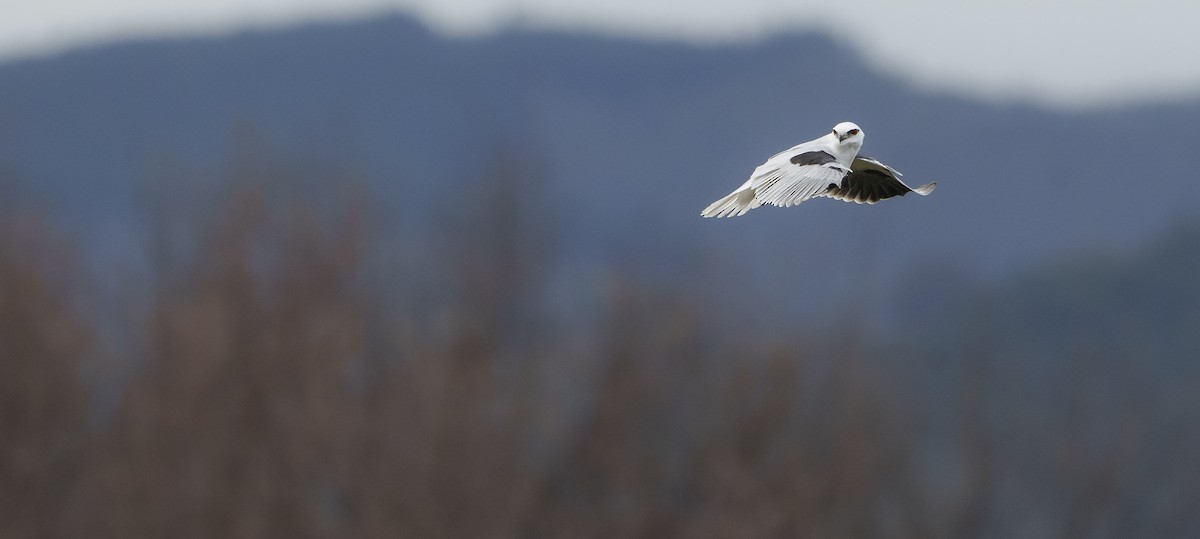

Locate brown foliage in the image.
[3,153,1178,538]
[0,214,89,537]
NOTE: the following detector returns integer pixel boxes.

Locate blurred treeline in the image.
[3,143,1200,538]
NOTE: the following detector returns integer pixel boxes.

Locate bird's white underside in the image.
[701,123,934,218]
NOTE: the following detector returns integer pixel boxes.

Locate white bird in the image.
[701,121,936,218]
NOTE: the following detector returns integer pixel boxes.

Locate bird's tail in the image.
[701,188,759,218]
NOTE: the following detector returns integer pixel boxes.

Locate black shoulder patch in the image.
[789,151,836,166]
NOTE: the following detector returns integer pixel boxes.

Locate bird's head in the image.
[832,121,864,146]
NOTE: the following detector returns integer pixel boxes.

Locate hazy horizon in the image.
[4,0,1200,109]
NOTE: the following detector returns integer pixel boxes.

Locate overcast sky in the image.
[4,0,1199,108]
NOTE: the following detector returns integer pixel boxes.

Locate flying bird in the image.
[701,122,935,218]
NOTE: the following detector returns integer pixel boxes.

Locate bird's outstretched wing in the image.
[821,156,936,205]
[700,149,851,218]
[751,151,850,208]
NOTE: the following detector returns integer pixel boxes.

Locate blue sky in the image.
[5,0,1199,108]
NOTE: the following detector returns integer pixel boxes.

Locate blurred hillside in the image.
[2,13,1200,538]
[2,14,1199,328]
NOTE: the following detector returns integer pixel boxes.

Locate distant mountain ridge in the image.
[1,14,1198,325]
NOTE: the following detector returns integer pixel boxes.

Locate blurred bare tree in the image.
[0,212,89,538]
[2,142,1197,538]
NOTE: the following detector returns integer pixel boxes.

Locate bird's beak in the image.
[838,133,848,142]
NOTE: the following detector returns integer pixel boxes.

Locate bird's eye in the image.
[848,129,859,135]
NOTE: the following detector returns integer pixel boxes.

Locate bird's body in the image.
[701,122,935,218]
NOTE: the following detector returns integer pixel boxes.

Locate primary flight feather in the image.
[701,122,936,218]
